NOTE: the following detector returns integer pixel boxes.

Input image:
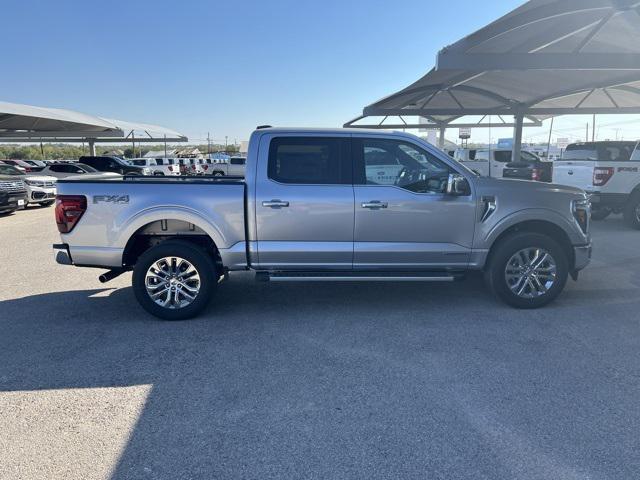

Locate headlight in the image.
[25,179,44,187]
[572,198,590,234]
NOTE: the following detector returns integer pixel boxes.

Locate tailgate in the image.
[552,161,594,190]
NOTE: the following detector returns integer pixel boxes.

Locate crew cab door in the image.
[254,134,354,270]
[352,136,476,270]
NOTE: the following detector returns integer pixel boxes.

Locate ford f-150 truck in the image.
[54,128,592,320]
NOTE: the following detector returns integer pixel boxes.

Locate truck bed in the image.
[56,175,247,268]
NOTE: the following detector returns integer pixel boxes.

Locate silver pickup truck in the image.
[54,128,592,320]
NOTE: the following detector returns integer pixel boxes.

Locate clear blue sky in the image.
[3,0,637,145]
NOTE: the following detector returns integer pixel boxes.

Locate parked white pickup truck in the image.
[203,157,246,177]
[553,141,640,228]
[54,128,592,320]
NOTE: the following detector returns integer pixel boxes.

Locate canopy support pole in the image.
[512,112,524,162]
[438,127,446,149]
[88,139,96,156]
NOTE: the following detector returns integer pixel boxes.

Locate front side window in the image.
[474,151,490,161]
[0,165,22,175]
[268,137,350,185]
[355,138,452,194]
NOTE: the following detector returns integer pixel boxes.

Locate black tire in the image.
[623,193,640,230]
[485,232,569,309]
[132,240,217,320]
[590,207,611,221]
[39,200,55,207]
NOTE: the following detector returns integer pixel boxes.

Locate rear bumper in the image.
[588,192,628,209]
[573,243,592,271]
[53,243,73,265]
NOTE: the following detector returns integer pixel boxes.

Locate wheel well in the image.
[122,220,222,270]
[486,220,574,270]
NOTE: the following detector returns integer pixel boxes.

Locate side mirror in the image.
[447,173,471,196]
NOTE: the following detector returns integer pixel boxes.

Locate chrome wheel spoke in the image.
[145,256,201,310]
[505,247,557,299]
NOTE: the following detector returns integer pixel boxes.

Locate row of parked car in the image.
[0,155,249,215]
[449,140,640,228]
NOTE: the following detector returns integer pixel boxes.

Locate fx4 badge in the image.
[93,195,130,204]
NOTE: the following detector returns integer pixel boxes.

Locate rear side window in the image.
[494,151,512,163]
[268,137,351,185]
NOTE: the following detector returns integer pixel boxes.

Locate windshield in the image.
[0,164,23,176]
[76,163,98,172]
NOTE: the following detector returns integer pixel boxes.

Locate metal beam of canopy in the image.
[0,101,188,155]
[349,0,640,160]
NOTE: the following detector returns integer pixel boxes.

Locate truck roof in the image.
[252,127,421,137]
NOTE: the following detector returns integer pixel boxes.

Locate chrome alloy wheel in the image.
[635,203,640,223]
[505,248,557,299]
[145,257,201,309]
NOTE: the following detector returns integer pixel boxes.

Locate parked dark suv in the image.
[79,156,150,176]
[0,164,28,214]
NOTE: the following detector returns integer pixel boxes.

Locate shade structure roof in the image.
[0,101,122,138]
[0,101,187,142]
[348,0,640,129]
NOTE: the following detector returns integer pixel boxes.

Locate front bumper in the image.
[573,243,592,271]
[0,191,27,211]
[27,186,56,202]
[53,243,73,265]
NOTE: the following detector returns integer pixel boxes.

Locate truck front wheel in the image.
[132,240,217,320]
[485,232,569,309]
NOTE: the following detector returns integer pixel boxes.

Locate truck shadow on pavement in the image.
[1,276,640,479]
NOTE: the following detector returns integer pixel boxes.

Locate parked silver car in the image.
[53,128,591,320]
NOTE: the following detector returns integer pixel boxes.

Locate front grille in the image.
[0,180,27,194]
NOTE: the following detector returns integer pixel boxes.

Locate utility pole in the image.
[546,117,555,159]
[592,114,596,142]
[586,123,589,143]
[225,136,228,151]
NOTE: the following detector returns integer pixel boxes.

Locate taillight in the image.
[24,167,33,173]
[203,165,209,171]
[593,167,614,186]
[55,195,87,233]
[168,165,173,172]
[532,168,541,182]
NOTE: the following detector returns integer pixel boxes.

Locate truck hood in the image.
[474,176,586,199]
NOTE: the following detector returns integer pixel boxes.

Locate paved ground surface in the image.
[1,205,639,480]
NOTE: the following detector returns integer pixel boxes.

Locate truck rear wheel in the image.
[623,193,640,230]
[132,240,217,320]
[485,232,568,309]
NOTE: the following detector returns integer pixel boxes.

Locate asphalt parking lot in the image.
[1,206,639,480]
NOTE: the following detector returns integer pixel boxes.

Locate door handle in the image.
[362,201,388,210]
[262,200,290,208]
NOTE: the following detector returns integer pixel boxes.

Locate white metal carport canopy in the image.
[0,101,123,139]
[347,0,640,158]
[0,101,188,154]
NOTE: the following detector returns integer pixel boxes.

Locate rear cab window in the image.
[267,137,351,184]
[561,142,636,161]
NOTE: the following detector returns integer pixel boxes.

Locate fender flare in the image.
[483,208,580,246]
[117,206,228,251]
